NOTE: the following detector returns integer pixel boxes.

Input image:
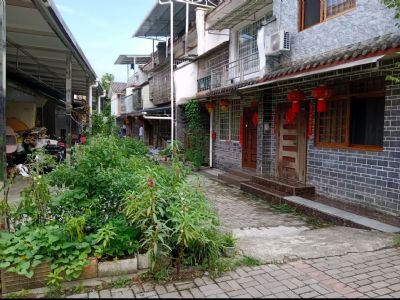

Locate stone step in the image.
[218,172,251,187]
[240,182,290,205]
[284,196,400,233]
[252,176,315,196]
[227,168,256,180]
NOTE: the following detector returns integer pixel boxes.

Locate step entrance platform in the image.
[284,196,400,233]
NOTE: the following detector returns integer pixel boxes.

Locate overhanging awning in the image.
[115,55,152,65]
[207,0,273,31]
[6,0,101,98]
[133,1,199,39]
[240,55,386,91]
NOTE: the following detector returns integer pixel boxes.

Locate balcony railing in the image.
[197,75,211,92]
[210,53,260,89]
[120,93,142,114]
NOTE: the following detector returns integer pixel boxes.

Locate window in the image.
[238,20,263,59]
[316,78,385,150]
[299,0,356,30]
[218,99,240,141]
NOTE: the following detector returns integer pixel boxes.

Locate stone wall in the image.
[262,0,398,72]
[261,61,400,215]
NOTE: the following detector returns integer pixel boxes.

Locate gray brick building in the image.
[202,0,400,216]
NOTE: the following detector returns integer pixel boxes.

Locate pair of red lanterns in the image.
[286,85,332,124]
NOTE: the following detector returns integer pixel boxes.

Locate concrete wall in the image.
[175,62,198,105]
[110,93,120,117]
[142,84,154,109]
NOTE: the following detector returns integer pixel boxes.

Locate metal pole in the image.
[0,0,6,192]
[65,53,72,162]
[209,110,213,167]
[170,1,174,147]
[184,1,189,57]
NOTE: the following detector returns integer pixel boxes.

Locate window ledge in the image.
[314,144,384,152]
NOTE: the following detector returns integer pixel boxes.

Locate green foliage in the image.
[271,203,296,214]
[92,112,117,137]
[184,99,205,169]
[221,233,236,247]
[393,234,400,247]
[0,225,92,281]
[101,73,115,95]
[112,277,132,288]
[94,217,140,260]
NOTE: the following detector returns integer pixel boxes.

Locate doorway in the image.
[276,102,308,183]
[242,107,258,169]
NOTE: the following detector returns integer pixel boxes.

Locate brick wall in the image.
[213,95,263,171]
[261,61,400,215]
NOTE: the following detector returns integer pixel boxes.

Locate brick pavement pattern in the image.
[68,248,400,298]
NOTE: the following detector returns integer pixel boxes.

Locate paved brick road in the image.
[68,248,400,298]
[65,174,399,299]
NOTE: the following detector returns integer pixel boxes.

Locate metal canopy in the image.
[133,1,199,39]
[114,55,152,65]
[5,0,101,98]
[207,0,273,31]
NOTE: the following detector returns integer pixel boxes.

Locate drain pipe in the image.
[89,80,99,133]
[97,88,106,114]
[209,110,213,168]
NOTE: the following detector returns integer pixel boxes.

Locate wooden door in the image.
[242,107,258,169]
[276,103,308,183]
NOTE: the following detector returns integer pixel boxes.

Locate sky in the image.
[52,0,156,83]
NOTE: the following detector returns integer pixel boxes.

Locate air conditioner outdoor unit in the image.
[265,30,290,56]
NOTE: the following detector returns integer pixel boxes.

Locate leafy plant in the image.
[221,233,236,248]
[184,99,205,169]
[112,277,132,288]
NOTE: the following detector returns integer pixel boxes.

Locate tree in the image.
[100,73,114,116]
[101,73,115,95]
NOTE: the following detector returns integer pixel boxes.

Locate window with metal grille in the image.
[299,0,356,31]
[316,78,385,150]
[219,104,230,140]
[230,100,240,141]
[238,19,263,59]
[218,99,240,141]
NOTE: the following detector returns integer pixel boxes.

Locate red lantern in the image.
[211,131,217,141]
[220,99,230,112]
[285,107,296,125]
[205,102,215,113]
[312,85,332,113]
[287,90,305,114]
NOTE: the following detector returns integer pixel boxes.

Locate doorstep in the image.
[284,196,400,233]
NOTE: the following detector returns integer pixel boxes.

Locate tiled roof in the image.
[110,82,127,94]
[258,33,400,83]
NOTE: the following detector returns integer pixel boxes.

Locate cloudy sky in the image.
[52,0,156,82]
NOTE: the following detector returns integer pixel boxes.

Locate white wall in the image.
[142,84,154,109]
[197,8,230,56]
[175,61,198,105]
[110,93,121,117]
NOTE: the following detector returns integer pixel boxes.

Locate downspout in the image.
[89,81,99,133]
[97,88,106,114]
[209,110,213,168]
[184,1,189,57]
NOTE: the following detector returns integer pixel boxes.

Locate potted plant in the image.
[222,233,236,258]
